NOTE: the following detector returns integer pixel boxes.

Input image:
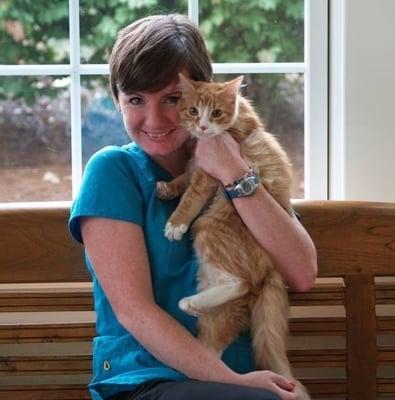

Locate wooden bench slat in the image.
[0,323,95,343]
[0,385,90,400]
[377,316,395,332]
[289,283,345,306]
[289,317,346,335]
[0,318,348,343]
[299,377,347,396]
[0,292,93,312]
[378,346,395,364]
[378,377,395,394]
[0,355,91,375]
[376,282,395,304]
[289,349,346,368]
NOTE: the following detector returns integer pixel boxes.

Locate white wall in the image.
[331,0,395,201]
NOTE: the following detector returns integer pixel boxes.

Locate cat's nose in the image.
[199,125,208,131]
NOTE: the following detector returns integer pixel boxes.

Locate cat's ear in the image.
[178,73,196,93]
[222,75,244,96]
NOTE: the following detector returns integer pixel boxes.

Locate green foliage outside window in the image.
[0,0,303,102]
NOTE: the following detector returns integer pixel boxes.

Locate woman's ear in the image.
[114,98,121,112]
[112,93,121,112]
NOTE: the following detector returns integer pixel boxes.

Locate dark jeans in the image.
[105,379,281,400]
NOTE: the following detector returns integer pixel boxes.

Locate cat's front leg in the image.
[156,171,190,200]
[165,168,218,241]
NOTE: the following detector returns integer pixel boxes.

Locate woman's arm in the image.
[194,134,318,292]
[81,217,296,399]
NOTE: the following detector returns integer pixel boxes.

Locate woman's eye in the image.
[129,97,143,106]
[211,109,222,118]
[189,107,199,116]
[166,96,180,105]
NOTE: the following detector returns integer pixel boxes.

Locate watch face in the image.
[240,177,257,195]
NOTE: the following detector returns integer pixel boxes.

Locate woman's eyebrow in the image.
[164,91,182,96]
[157,90,182,100]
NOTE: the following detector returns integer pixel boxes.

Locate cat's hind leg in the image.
[197,299,250,358]
[179,278,248,316]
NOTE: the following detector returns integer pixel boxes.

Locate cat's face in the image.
[177,75,243,139]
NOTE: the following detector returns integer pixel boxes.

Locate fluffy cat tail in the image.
[250,270,292,376]
[250,271,311,399]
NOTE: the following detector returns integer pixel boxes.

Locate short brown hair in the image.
[109,14,213,101]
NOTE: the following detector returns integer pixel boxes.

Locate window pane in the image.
[200,0,304,63]
[0,76,71,202]
[0,1,69,64]
[215,73,304,199]
[81,76,128,165]
[80,0,188,64]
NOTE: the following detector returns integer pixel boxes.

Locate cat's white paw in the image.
[178,297,201,317]
[156,181,171,199]
[165,221,188,241]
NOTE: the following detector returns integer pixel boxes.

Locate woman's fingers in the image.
[273,386,297,400]
[269,372,297,399]
[269,372,294,389]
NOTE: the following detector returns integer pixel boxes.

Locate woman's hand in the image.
[237,370,297,400]
[195,133,249,185]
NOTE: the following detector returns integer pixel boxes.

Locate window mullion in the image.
[0,65,72,75]
[69,0,82,198]
[80,64,109,75]
[329,0,345,200]
[304,0,328,199]
[188,0,199,25]
[212,63,305,74]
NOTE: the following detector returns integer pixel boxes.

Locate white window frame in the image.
[0,0,328,201]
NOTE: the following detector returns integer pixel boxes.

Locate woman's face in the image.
[117,76,189,158]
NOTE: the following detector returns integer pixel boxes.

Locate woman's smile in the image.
[142,128,177,140]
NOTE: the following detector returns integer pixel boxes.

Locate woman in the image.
[69,14,317,400]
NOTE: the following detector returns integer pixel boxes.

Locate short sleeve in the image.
[69,147,144,243]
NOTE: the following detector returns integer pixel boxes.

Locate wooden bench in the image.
[0,200,394,399]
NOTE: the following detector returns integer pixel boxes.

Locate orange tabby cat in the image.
[156,75,310,400]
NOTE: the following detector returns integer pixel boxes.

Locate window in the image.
[0,0,328,203]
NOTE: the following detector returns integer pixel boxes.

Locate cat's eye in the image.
[211,109,223,118]
[189,107,199,116]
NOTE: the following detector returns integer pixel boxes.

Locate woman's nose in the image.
[144,102,168,129]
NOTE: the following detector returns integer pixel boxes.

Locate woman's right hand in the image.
[237,370,297,400]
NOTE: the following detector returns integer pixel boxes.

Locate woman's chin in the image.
[141,136,189,157]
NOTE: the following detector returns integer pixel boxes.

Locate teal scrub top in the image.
[69,143,255,400]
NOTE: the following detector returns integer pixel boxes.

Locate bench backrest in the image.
[0,200,394,400]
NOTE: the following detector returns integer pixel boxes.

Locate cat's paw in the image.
[164,221,188,241]
[178,297,202,317]
[156,181,173,200]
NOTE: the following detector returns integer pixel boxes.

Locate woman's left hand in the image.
[194,133,249,185]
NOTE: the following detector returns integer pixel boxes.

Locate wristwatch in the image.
[224,168,260,199]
